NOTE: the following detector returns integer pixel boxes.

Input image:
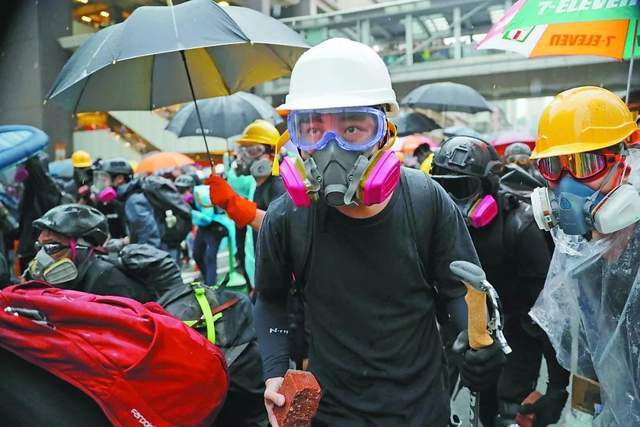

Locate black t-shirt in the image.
[255,171,479,426]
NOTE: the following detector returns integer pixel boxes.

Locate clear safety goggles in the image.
[92,170,112,188]
[287,107,387,152]
[537,150,621,182]
[236,144,266,159]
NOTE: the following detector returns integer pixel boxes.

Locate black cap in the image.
[33,204,109,246]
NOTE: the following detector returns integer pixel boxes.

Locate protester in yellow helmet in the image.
[65,150,94,203]
[527,86,640,424]
[207,119,286,231]
[71,150,92,168]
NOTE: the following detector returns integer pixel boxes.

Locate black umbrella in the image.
[401,82,492,113]
[166,92,282,139]
[392,112,440,137]
[46,0,307,166]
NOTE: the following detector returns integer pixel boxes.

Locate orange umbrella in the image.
[136,152,194,174]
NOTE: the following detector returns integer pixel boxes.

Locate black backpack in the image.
[101,244,184,300]
[158,282,267,427]
[140,176,192,248]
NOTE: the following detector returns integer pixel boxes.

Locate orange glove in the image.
[207,175,257,228]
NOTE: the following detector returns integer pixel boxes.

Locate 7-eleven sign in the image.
[503,27,535,43]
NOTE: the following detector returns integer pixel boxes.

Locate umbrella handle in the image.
[179,51,215,171]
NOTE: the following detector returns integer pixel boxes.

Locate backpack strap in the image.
[185,283,239,344]
[400,168,431,278]
[289,202,318,291]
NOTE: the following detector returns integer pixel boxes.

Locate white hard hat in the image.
[279,38,399,113]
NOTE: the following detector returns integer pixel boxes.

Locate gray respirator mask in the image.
[304,140,374,207]
[28,249,79,285]
[236,144,272,179]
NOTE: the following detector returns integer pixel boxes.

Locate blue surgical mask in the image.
[553,176,605,236]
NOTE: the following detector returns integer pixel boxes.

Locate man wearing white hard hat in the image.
[253,38,505,426]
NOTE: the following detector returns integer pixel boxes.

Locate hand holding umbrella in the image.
[45,0,308,169]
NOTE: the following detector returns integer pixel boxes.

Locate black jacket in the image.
[17,158,63,265]
[67,251,152,302]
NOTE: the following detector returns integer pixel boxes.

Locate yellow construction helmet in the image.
[236,119,280,147]
[531,86,638,159]
[71,150,93,168]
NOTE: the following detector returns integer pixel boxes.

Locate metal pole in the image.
[405,14,414,66]
[625,19,638,103]
[179,51,215,171]
[453,7,462,60]
[360,18,371,45]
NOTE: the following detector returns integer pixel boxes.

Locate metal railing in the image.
[281,0,513,68]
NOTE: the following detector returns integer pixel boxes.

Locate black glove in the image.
[518,388,568,427]
[452,329,506,392]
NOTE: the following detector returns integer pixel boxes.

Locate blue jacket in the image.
[118,179,163,249]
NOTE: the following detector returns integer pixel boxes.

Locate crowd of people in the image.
[0,37,638,427]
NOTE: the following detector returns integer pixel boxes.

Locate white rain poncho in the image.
[530,149,640,426]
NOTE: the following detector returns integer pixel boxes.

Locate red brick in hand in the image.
[515,390,542,427]
[273,370,321,427]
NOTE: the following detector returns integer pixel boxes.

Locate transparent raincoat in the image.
[530,149,640,426]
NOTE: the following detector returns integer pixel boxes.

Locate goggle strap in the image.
[383,120,397,150]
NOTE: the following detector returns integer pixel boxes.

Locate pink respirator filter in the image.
[280,157,311,208]
[362,150,401,206]
[98,187,117,203]
[469,194,498,228]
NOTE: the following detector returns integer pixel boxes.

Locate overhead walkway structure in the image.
[256,0,638,103]
[58,0,639,137]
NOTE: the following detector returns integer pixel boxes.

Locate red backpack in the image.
[0,282,229,427]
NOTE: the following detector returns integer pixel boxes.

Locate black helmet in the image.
[33,204,110,247]
[433,136,502,177]
[101,158,133,178]
[432,136,503,198]
[174,174,195,190]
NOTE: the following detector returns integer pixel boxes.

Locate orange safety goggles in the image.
[537,149,623,182]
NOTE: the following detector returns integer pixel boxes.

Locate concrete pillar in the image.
[360,19,370,45]
[0,0,73,157]
[453,7,462,60]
